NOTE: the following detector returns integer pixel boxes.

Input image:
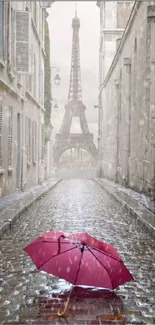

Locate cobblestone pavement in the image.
[0,179,154,325]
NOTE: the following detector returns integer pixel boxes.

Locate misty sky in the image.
[48,1,99,141]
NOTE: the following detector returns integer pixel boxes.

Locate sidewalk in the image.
[94,178,155,240]
[0,178,62,239]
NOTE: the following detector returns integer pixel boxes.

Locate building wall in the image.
[98,1,155,195]
[97,1,133,177]
[0,1,46,197]
[98,1,133,83]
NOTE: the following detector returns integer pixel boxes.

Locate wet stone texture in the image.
[0,179,154,325]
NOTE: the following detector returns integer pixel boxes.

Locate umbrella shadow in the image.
[36,285,127,324]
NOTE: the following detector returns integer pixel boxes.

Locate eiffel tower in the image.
[53,5,97,165]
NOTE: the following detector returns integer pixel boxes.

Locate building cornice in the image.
[99,1,141,96]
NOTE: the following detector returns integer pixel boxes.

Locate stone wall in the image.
[0,2,46,197]
[99,1,155,196]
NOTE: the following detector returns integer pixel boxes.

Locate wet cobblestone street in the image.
[0,179,155,325]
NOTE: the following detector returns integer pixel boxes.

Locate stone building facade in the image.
[97,1,133,177]
[97,1,155,196]
[0,1,52,197]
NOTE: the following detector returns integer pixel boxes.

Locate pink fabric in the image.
[24,231,134,290]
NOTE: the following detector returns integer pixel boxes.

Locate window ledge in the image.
[0,59,5,69]
[0,169,5,174]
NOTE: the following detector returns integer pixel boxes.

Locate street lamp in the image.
[54,102,58,112]
[51,98,59,112]
[51,67,61,86]
[54,74,61,86]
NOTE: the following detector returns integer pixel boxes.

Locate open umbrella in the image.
[24,231,134,316]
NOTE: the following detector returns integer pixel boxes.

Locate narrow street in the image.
[0,179,154,325]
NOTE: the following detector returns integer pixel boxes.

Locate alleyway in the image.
[0,180,154,324]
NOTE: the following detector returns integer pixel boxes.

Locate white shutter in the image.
[15,11,30,74]
[0,100,3,167]
[8,106,13,167]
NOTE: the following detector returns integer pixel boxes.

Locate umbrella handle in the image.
[57,297,70,317]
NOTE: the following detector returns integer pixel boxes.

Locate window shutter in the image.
[41,69,44,105]
[0,100,3,167]
[8,106,13,167]
[16,11,30,74]
[41,124,44,161]
[11,8,16,67]
[33,52,36,97]
[0,0,4,59]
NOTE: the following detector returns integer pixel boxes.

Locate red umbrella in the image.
[24,231,134,316]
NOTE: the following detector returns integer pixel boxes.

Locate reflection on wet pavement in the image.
[0,179,155,324]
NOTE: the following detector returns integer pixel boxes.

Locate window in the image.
[10,7,15,67]
[28,118,31,163]
[25,117,28,162]
[0,99,3,167]
[16,11,30,73]
[8,106,13,167]
[25,116,32,165]
[0,0,4,59]
[117,2,133,29]
[40,69,43,105]
[32,121,37,163]
[119,69,122,122]
[133,38,137,111]
[41,124,44,161]
[33,53,36,98]
[25,44,33,92]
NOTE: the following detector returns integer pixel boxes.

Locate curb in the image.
[93,179,155,240]
[0,179,62,240]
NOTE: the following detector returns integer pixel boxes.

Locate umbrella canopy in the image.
[24,231,134,290]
